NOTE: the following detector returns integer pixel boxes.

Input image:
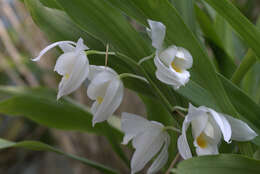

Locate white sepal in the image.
[87,66,124,126]
[33,38,89,99]
[225,115,257,141]
[121,113,170,174]
[147,19,166,50]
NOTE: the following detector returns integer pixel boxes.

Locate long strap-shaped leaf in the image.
[175,154,260,174]
[203,0,260,61]
[0,138,118,174]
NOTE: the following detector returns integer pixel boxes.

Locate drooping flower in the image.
[121,112,170,174]
[87,65,124,126]
[147,20,193,89]
[32,38,89,99]
[177,104,257,159]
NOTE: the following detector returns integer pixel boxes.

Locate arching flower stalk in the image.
[32,38,89,99]
[178,104,257,159]
[147,20,193,89]
[121,112,170,174]
[87,65,124,126]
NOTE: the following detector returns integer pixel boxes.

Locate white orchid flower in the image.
[178,104,257,159]
[121,112,170,174]
[32,38,89,99]
[147,20,193,89]
[87,65,124,126]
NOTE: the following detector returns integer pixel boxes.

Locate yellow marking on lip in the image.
[97,96,103,104]
[171,61,182,73]
[65,73,70,80]
[196,133,208,148]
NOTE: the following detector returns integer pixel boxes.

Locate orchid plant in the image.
[1,0,260,174]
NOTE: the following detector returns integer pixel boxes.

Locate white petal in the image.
[59,43,75,53]
[57,51,89,99]
[174,47,193,70]
[121,112,150,144]
[75,38,89,52]
[92,79,124,126]
[191,113,209,139]
[154,55,190,88]
[147,19,166,50]
[159,45,178,66]
[147,133,170,174]
[54,52,76,76]
[88,65,117,81]
[32,41,76,61]
[131,127,164,174]
[225,115,257,141]
[196,143,219,156]
[206,109,232,143]
[177,134,192,159]
[87,70,115,100]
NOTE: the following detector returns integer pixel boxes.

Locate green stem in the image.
[164,126,181,133]
[173,106,188,113]
[138,53,155,65]
[119,73,148,82]
[231,49,257,85]
[86,50,115,56]
[114,52,173,113]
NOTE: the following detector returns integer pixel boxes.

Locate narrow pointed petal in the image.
[131,127,164,174]
[57,51,89,99]
[206,108,232,143]
[177,134,192,159]
[92,79,123,125]
[121,112,150,144]
[75,38,89,52]
[147,133,170,174]
[32,41,76,61]
[147,19,166,50]
[225,115,257,141]
[59,43,75,53]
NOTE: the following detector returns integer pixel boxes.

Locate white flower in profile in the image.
[147,20,193,89]
[121,112,170,174]
[87,65,124,126]
[178,104,257,159]
[32,38,89,99]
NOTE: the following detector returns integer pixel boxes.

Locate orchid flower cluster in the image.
[33,20,257,174]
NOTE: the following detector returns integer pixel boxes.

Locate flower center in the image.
[196,133,208,148]
[65,73,70,80]
[171,61,182,73]
[97,96,103,104]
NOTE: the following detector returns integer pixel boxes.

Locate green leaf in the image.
[25,0,103,49]
[0,138,118,174]
[171,0,197,34]
[0,86,129,165]
[203,0,260,61]
[195,5,236,78]
[56,0,151,60]
[39,0,62,10]
[105,0,147,25]
[176,154,260,174]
